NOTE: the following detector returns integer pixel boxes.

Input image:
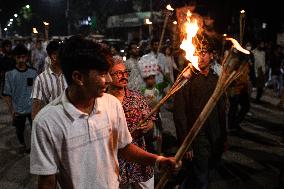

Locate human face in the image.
[110,63,129,88]
[151,42,159,53]
[82,70,111,98]
[198,51,212,71]
[130,44,139,57]
[15,54,28,65]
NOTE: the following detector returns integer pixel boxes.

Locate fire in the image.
[226,38,250,54]
[180,11,200,70]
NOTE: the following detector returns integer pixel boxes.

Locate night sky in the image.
[0,0,283,38]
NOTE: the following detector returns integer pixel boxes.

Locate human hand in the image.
[155,156,182,172]
[138,121,154,134]
[184,150,194,161]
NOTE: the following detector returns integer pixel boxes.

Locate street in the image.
[0,88,283,189]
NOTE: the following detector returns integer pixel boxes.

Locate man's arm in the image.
[119,143,177,170]
[38,175,56,189]
[32,99,42,120]
[3,95,15,116]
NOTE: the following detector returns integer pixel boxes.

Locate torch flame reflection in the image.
[226,38,250,54]
[180,11,200,71]
[166,4,174,11]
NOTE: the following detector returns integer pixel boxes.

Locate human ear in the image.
[72,71,84,86]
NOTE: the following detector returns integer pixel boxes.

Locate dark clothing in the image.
[173,69,227,189]
[13,114,32,146]
[0,55,15,93]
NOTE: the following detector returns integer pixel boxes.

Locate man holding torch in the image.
[30,36,179,189]
[173,37,227,189]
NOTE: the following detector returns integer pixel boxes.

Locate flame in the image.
[43,22,49,26]
[166,4,174,11]
[32,27,38,34]
[226,38,250,54]
[180,11,200,70]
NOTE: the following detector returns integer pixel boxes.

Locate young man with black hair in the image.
[3,44,37,152]
[30,36,179,189]
[31,40,67,119]
[173,42,227,189]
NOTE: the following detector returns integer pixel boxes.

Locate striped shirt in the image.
[31,67,67,105]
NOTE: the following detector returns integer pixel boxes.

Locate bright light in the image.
[166,4,174,11]
[43,22,49,26]
[262,23,267,29]
[173,21,177,25]
[4,28,8,31]
[226,38,250,54]
[240,10,245,14]
[10,18,13,22]
[26,5,30,9]
[123,56,127,61]
[14,14,18,18]
[120,49,125,53]
[145,18,152,25]
[180,11,200,70]
[7,23,11,27]
[33,27,38,34]
[223,33,227,37]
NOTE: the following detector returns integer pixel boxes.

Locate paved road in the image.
[0,88,283,189]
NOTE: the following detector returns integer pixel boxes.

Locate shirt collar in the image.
[61,90,102,121]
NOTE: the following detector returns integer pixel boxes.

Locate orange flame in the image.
[180,11,200,70]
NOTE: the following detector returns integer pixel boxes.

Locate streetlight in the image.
[10,18,13,22]
[4,28,7,31]
[14,14,18,17]
[26,5,30,9]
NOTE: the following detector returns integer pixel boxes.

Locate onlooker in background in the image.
[266,45,283,96]
[31,40,47,74]
[31,40,67,119]
[252,41,266,103]
[3,44,37,153]
[227,59,251,132]
[163,46,179,84]
[108,58,155,189]
[0,40,15,94]
[125,41,144,92]
[139,38,170,87]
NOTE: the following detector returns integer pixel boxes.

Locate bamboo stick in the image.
[155,70,238,189]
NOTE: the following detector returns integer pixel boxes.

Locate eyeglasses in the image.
[110,70,130,78]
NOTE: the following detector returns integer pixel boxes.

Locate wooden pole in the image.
[155,70,238,189]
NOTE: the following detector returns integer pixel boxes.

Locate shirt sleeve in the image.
[116,101,132,149]
[30,117,58,175]
[31,76,43,100]
[3,72,12,96]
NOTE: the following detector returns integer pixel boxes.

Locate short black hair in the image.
[12,44,28,56]
[58,35,112,85]
[2,39,12,48]
[151,38,159,46]
[46,40,61,56]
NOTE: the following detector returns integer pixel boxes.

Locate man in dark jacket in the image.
[173,43,227,189]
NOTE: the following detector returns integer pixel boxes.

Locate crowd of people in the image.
[0,30,283,189]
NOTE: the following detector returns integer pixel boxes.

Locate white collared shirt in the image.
[30,91,132,189]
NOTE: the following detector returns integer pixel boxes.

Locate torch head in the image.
[222,38,250,74]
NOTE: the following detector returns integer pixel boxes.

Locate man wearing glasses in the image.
[108,56,155,188]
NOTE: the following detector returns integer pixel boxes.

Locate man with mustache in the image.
[3,44,37,153]
[30,36,179,189]
[108,56,155,188]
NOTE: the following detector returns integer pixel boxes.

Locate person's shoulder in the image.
[34,97,64,124]
[100,93,121,105]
